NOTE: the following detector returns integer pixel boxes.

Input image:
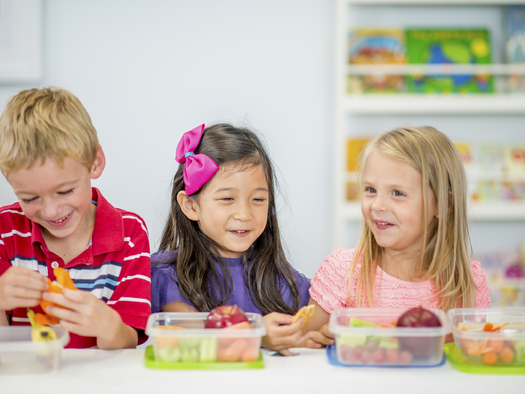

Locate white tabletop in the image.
[2,347,525,394]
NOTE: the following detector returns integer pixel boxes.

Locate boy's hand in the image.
[261,312,312,356]
[305,323,335,349]
[0,266,47,310]
[43,288,137,349]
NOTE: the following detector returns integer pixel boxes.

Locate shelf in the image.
[341,201,525,221]
[333,0,525,248]
[347,64,525,75]
[343,94,525,114]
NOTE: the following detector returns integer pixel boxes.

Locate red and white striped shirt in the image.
[0,188,151,348]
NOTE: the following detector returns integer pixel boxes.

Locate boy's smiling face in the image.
[6,149,105,245]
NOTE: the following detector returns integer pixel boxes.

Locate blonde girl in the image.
[303,126,490,347]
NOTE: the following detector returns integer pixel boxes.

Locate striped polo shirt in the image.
[0,187,151,348]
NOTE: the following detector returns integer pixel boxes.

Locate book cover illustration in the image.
[505,144,525,174]
[405,29,494,94]
[506,6,525,93]
[346,137,370,173]
[347,29,405,94]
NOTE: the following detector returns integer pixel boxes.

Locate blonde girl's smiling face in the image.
[180,164,269,258]
[361,151,437,258]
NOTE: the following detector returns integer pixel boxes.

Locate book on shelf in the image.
[505,144,525,174]
[405,28,494,94]
[506,5,525,93]
[347,28,405,94]
[456,141,525,203]
[346,137,370,172]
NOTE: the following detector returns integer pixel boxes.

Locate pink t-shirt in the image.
[310,247,491,313]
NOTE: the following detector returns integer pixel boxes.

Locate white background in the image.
[0,0,523,278]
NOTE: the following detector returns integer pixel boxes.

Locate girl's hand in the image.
[0,266,47,310]
[305,323,335,349]
[261,312,312,356]
[43,288,138,349]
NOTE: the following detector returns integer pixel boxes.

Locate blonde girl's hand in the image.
[43,288,138,349]
[0,266,47,310]
[305,323,335,349]
[261,312,313,356]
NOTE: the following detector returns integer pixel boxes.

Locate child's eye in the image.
[221,197,234,201]
[58,189,74,196]
[364,186,376,193]
[253,198,266,203]
[393,190,404,197]
[21,197,37,204]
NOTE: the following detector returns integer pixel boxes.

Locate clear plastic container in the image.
[0,326,69,375]
[145,312,266,367]
[448,307,525,367]
[329,308,450,367]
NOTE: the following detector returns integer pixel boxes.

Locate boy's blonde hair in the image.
[350,126,476,311]
[0,87,99,175]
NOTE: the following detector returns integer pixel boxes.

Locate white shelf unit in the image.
[334,0,525,249]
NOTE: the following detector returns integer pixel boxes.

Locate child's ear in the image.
[90,146,106,180]
[177,191,199,221]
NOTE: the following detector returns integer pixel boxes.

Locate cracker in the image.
[292,304,315,327]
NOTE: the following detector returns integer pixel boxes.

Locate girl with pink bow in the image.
[151,123,312,355]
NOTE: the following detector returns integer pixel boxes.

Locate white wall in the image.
[0,1,524,277]
[0,0,334,278]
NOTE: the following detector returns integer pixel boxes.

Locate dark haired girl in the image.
[151,123,311,355]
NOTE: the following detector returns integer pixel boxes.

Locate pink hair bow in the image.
[175,124,219,195]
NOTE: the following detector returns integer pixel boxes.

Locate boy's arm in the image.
[104,215,151,346]
[43,214,151,349]
[47,287,139,349]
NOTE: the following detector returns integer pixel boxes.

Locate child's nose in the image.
[233,203,251,221]
[371,194,387,212]
[41,199,61,219]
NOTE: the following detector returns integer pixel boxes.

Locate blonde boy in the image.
[0,87,151,349]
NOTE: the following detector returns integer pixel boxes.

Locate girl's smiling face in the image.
[180,164,269,258]
[361,151,437,258]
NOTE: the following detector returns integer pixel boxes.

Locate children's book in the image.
[506,6,525,93]
[505,144,525,174]
[507,6,525,63]
[405,29,494,94]
[346,137,370,172]
[347,29,405,94]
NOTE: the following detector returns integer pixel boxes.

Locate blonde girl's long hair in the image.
[349,126,476,311]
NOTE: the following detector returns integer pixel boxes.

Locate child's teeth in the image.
[51,215,68,223]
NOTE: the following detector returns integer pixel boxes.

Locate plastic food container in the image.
[448,308,525,368]
[0,326,69,375]
[145,312,266,369]
[329,308,450,367]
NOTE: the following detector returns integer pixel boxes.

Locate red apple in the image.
[205,305,249,329]
[396,307,442,328]
[396,307,442,360]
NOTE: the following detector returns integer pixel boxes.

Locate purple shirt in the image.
[151,251,311,314]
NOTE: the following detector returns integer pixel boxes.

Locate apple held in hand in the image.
[205,305,249,329]
[396,307,442,360]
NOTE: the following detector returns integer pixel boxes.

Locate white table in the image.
[3,347,525,394]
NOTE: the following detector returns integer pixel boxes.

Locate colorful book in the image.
[506,6,525,93]
[506,6,525,63]
[405,29,494,94]
[347,29,405,94]
[346,137,370,172]
[505,144,525,174]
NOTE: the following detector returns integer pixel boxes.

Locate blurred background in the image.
[0,0,524,306]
